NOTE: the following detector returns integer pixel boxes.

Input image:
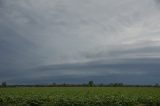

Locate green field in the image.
[0,87,160,106]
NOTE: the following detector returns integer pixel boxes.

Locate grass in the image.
[0,87,160,106]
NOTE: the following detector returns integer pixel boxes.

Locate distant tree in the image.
[108,83,124,87]
[154,83,159,87]
[88,81,94,87]
[2,81,7,87]
[99,83,104,87]
[117,83,124,87]
[63,83,66,87]
[52,82,56,86]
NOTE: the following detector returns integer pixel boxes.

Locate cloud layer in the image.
[0,0,160,84]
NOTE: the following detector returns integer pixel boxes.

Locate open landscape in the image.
[1,0,160,106]
[0,87,160,106]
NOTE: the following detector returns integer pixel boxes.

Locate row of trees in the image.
[0,81,94,87]
[1,81,159,87]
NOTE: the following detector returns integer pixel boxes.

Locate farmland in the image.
[0,87,160,106]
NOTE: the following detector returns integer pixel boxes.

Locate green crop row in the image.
[0,87,160,106]
[0,95,160,106]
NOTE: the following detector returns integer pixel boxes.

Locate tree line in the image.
[0,81,159,87]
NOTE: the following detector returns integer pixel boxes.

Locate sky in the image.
[0,0,160,84]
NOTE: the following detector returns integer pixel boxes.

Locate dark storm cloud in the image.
[0,0,160,84]
[0,1,2,7]
[7,58,160,84]
[35,58,160,74]
[0,25,41,66]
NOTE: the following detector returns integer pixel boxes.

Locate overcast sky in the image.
[1,0,160,84]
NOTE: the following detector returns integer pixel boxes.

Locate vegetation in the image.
[1,81,159,87]
[88,81,94,87]
[1,82,7,87]
[0,87,160,106]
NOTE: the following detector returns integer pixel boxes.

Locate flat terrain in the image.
[0,87,160,106]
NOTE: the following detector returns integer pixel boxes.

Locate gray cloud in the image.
[5,58,160,84]
[0,0,160,84]
[155,0,160,3]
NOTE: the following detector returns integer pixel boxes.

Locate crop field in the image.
[0,87,160,106]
